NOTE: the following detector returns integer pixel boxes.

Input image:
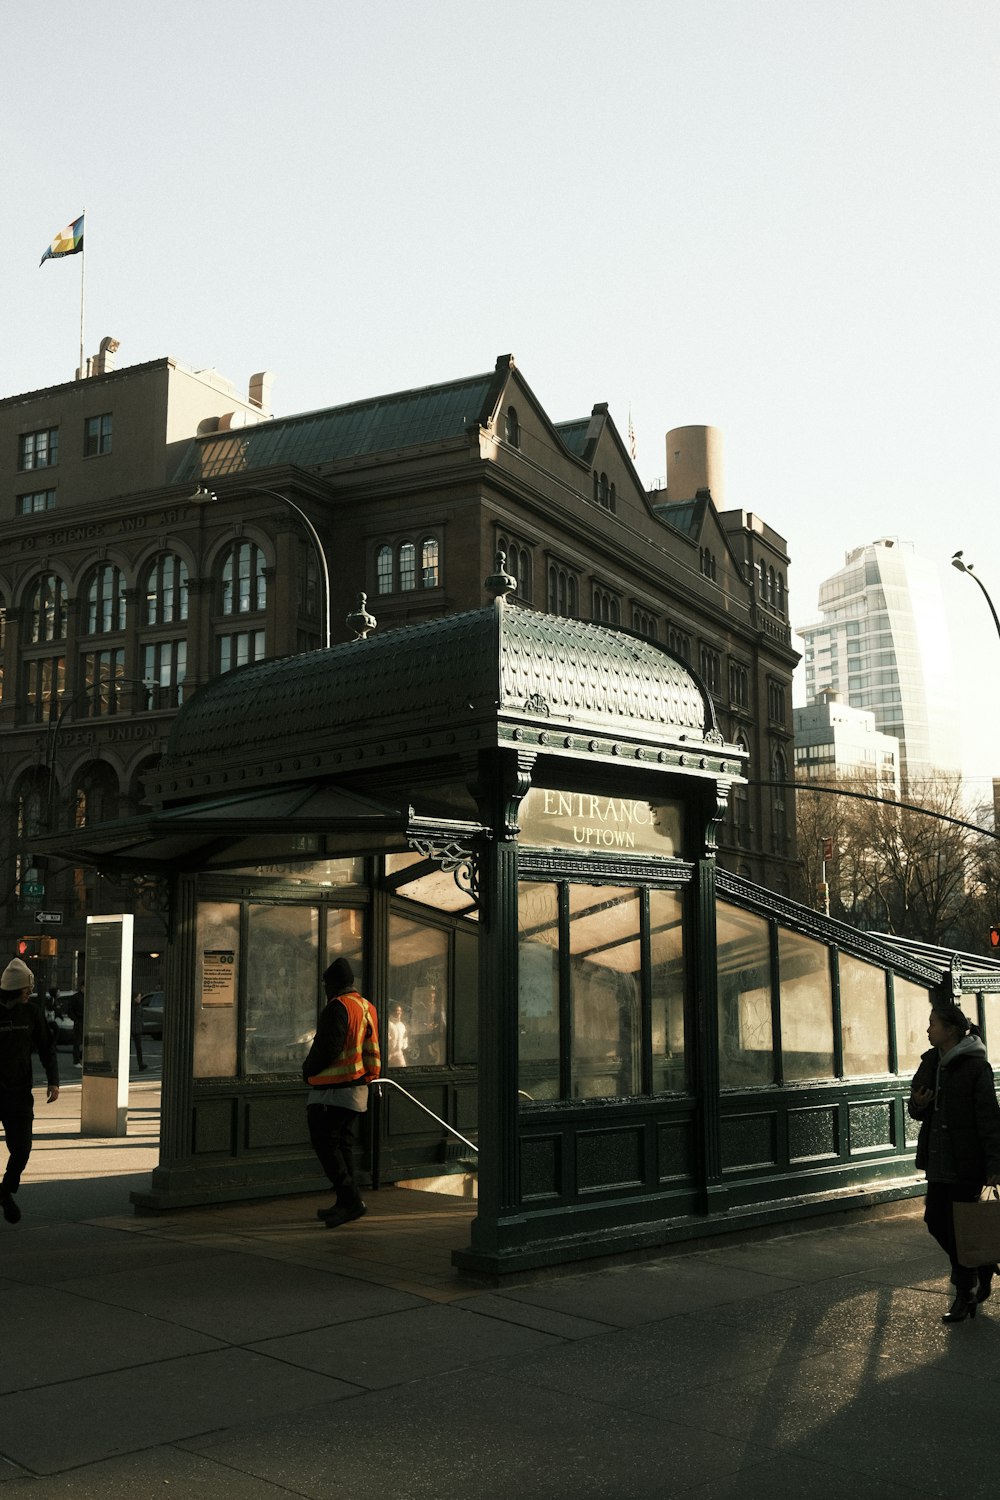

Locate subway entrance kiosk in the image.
[44,572,960,1277]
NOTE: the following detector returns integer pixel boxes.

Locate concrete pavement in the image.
[2,1078,998,1498]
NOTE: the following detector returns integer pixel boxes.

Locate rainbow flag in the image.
[40,214,84,266]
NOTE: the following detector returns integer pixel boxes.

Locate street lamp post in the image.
[192,483,331,649]
[951,551,1000,643]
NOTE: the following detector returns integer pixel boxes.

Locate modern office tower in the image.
[798,538,961,786]
[793,693,901,798]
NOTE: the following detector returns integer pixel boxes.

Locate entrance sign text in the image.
[519,788,682,857]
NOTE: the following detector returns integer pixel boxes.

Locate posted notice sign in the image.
[202,949,236,1007]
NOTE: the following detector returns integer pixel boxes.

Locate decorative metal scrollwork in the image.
[127,873,170,914]
[408,836,480,902]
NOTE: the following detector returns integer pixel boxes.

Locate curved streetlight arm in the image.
[192,483,331,649]
[952,552,1000,644]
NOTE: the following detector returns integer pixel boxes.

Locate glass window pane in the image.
[717,901,773,1088]
[388,914,448,1065]
[650,888,687,1093]
[982,994,1000,1056]
[193,901,240,1078]
[839,954,890,1076]
[326,908,366,989]
[569,885,641,1100]
[245,905,319,1073]
[399,542,416,591]
[778,928,834,1081]
[518,881,560,1101]
[895,977,935,1073]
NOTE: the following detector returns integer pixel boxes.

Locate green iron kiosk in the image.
[45,570,974,1277]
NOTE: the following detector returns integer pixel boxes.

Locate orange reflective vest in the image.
[307,991,381,1087]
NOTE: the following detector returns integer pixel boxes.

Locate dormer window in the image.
[504,406,520,448]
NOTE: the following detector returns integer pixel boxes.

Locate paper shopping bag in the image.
[953,1188,1000,1268]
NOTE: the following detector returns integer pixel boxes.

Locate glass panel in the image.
[777,928,834,1081]
[838,953,890,1076]
[388,914,448,1065]
[325,908,366,991]
[650,888,687,1093]
[193,901,240,1078]
[569,885,641,1100]
[518,881,560,1101]
[389,863,476,914]
[895,977,934,1073]
[982,994,1000,1056]
[452,926,478,1066]
[717,901,773,1088]
[245,905,319,1073]
[225,856,365,884]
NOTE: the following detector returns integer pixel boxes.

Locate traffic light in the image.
[990,926,1000,949]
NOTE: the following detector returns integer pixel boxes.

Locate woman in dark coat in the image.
[909,1002,1000,1322]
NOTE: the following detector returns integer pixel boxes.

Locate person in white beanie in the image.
[0,956,59,1224]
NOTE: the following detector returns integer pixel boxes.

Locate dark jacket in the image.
[909,1041,1000,1183]
[0,998,59,1092]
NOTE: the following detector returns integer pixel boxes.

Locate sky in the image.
[3,0,999,794]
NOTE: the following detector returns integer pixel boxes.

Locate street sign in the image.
[23,881,45,899]
[34,910,63,925]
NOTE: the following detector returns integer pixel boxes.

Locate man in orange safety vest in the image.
[302,957,380,1227]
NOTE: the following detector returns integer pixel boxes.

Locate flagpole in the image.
[78,208,86,377]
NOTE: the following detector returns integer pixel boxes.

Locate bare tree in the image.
[793,770,996,951]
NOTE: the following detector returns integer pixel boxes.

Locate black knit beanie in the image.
[324,957,354,995]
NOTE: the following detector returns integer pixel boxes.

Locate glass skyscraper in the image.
[798,538,961,786]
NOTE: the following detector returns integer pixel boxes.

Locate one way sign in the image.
[34,910,63,924]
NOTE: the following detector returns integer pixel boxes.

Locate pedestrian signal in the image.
[990,926,1000,949]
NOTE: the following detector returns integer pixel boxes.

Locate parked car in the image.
[138,991,164,1039]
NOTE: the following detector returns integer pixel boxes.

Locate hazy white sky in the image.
[4,0,998,789]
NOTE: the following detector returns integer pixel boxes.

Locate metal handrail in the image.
[368,1076,478,1154]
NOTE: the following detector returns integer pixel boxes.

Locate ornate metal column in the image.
[461,746,534,1266]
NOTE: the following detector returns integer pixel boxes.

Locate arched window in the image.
[220,541,266,615]
[144,553,189,625]
[498,537,531,603]
[593,587,620,625]
[768,566,776,603]
[29,573,66,643]
[73,761,119,829]
[609,482,616,512]
[758,558,768,599]
[399,542,416,591]
[504,406,520,448]
[548,564,577,618]
[597,473,610,509]
[775,572,786,616]
[85,563,126,634]
[420,538,439,589]
[376,545,394,595]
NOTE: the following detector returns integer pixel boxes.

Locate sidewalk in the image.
[2,1081,997,1498]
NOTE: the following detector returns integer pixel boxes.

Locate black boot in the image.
[943,1290,978,1323]
[976,1264,999,1304]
